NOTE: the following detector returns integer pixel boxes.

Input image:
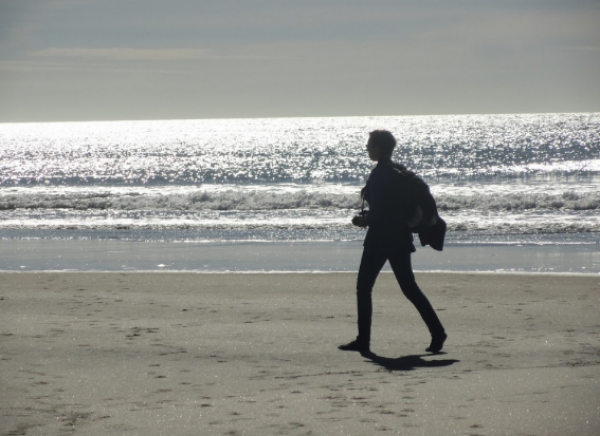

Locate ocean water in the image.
[1,113,599,272]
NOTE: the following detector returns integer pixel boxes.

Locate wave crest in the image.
[1,187,598,212]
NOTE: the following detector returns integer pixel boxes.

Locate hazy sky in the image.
[1,0,599,122]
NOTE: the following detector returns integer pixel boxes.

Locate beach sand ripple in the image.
[1,272,599,435]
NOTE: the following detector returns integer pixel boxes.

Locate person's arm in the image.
[365,167,385,225]
[352,175,374,228]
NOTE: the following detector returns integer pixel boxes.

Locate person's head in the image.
[366,130,396,162]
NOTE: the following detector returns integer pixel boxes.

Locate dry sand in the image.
[1,272,599,436]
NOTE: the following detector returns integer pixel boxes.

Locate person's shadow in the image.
[361,351,459,371]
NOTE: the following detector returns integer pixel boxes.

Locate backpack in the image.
[363,163,447,251]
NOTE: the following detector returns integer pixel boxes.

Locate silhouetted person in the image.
[339,130,447,354]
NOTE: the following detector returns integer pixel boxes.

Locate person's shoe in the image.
[338,339,370,353]
[426,333,447,353]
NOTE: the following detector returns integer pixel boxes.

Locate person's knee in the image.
[398,280,421,297]
[356,285,372,296]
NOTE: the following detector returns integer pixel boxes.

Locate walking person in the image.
[339,130,447,355]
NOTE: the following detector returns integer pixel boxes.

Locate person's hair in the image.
[368,130,397,159]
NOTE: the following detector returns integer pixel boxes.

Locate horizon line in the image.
[1,111,598,125]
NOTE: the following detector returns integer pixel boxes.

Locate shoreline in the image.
[1,270,599,277]
[2,239,599,274]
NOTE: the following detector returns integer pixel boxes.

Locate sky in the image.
[1,0,599,122]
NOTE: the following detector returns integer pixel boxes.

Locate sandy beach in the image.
[1,272,599,436]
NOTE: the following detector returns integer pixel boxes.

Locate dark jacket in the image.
[363,163,415,253]
[417,214,447,251]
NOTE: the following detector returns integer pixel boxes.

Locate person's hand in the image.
[352,215,368,228]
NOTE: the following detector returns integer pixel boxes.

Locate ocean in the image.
[1,113,599,273]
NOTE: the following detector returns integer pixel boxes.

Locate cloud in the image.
[2,0,599,121]
[0,0,96,50]
[28,47,212,61]
[26,47,289,63]
[562,46,600,52]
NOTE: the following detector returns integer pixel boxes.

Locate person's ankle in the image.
[338,338,370,352]
[426,332,447,353]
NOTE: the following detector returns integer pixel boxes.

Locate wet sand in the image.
[1,272,599,435]
[4,238,600,274]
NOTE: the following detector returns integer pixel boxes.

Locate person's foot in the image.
[426,333,447,353]
[338,339,370,353]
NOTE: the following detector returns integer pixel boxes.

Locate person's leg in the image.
[388,250,447,352]
[339,245,387,352]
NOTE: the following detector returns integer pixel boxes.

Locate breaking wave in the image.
[1,113,599,242]
[1,185,598,212]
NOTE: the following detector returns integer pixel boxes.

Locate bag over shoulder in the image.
[379,163,447,251]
